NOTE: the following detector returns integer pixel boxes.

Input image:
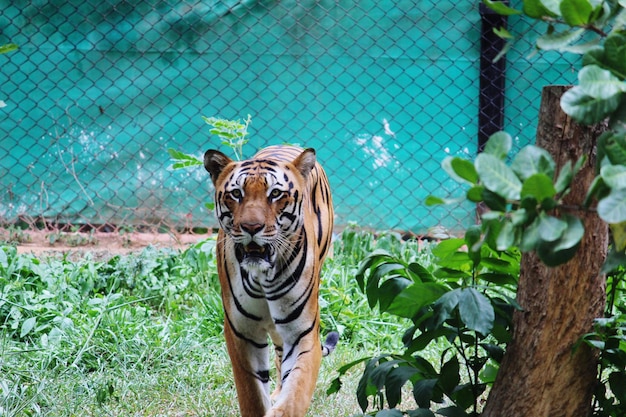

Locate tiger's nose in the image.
[241,222,264,236]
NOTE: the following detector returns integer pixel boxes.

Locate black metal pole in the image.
[478,2,508,152]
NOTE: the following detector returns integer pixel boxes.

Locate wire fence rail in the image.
[0,0,579,241]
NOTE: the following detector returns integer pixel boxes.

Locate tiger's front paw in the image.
[263,408,285,417]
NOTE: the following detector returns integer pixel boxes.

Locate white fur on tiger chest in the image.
[227,262,306,324]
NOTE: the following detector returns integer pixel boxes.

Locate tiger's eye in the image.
[230,189,242,199]
[270,189,282,199]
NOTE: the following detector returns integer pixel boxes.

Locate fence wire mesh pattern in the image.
[0,0,579,234]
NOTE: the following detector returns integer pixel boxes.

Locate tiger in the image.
[203,145,339,417]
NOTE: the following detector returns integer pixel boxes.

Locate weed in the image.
[0,226,32,245]
[46,229,98,247]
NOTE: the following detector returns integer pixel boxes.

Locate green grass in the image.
[0,228,431,416]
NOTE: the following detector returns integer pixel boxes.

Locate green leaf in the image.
[0,249,7,268]
[0,43,18,54]
[536,215,584,266]
[482,189,507,211]
[451,157,479,184]
[511,145,556,180]
[520,217,541,252]
[604,33,626,80]
[598,188,626,223]
[480,255,520,274]
[609,372,626,403]
[450,382,483,410]
[601,164,626,189]
[379,277,413,312]
[483,0,523,15]
[434,267,472,279]
[598,131,626,166]
[536,28,585,51]
[511,207,530,226]
[560,0,593,26]
[369,358,400,390]
[168,148,194,160]
[413,379,438,408]
[387,283,449,319]
[521,173,557,202]
[609,222,626,252]
[407,262,435,283]
[475,153,522,200]
[523,0,556,18]
[385,366,420,408]
[432,289,463,329]
[479,363,499,384]
[425,195,446,206]
[553,215,584,251]
[406,327,457,355]
[439,355,460,395]
[609,99,626,133]
[20,317,37,338]
[539,0,562,15]
[560,40,602,55]
[496,221,516,251]
[560,85,621,124]
[578,65,626,99]
[493,26,514,39]
[465,225,483,262]
[483,132,512,159]
[366,263,406,308]
[167,148,204,170]
[442,156,478,184]
[458,288,495,336]
[538,214,567,242]
[436,406,471,417]
[541,197,557,211]
[432,238,467,260]
[356,252,389,291]
[478,272,518,286]
[554,161,574,194]
[467,186,485,202]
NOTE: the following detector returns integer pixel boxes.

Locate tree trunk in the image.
[482,86,608,417]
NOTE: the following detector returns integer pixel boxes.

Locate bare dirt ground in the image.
[9,229,212,258]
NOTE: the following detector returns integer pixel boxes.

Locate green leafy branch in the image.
[167,148,203,170]
[484,0,626,131]
[428,129,626,269]
[167,115,252,170]
[329,233,519,416]
[201,114,251,161]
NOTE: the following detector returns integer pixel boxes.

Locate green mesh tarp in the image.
[0,0,578,232]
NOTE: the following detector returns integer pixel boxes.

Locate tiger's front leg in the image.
[223,316,273,417]
[264,319,322,417]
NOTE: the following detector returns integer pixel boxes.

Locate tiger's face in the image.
[204,148,316,272]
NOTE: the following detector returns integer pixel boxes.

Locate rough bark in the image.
[482,86,608,417]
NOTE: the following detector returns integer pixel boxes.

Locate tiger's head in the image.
[204,148,316,272]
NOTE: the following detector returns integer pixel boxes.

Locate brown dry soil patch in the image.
[8,229,212,258]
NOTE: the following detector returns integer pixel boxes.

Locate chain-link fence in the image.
[0,0,579,236]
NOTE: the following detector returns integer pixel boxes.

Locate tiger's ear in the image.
[292,148,316,178]
[204,149,233,185]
